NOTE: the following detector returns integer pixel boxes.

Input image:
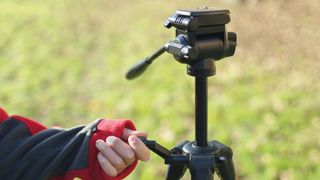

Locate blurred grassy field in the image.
[0,0,319,179]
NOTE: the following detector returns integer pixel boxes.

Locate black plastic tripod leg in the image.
[215,156,236,180]
[189,156,215,180]
[165,140,189,180]
[166,164,187,180]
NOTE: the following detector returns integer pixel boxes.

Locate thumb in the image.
[122,128,148,140]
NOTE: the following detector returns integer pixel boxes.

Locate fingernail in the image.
[106,136,116,145]
[96,140,102,148]
[129,135,138,144]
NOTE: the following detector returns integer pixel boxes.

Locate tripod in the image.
[126,8,237,180]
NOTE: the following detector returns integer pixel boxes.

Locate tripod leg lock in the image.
[138,137,189,165]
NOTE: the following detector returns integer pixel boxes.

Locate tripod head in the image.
[126,8,237,79]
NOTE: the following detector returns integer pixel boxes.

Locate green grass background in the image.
[0,0,319,179]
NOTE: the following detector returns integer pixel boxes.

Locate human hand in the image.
[95,128,150,177]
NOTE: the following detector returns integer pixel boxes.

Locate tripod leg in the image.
[189,156,214,180]
[165,140,189,180]
[166,164,187,180]
[215,156,236,180]
[212,141,236,180]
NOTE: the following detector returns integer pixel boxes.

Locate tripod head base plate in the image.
[187,58,216,77]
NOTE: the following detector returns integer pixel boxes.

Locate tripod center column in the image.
[188,59,216,147]
[195,76,208,147]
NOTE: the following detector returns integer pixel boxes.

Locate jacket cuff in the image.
[97,119,136,139]
[89,119,138,180]
[0,107,9,124]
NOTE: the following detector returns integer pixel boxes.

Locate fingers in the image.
[122,128,148,140]
[96,139,128,176]
[96,136,139,177]
[97,153,117,177]
[106,136,136,165]
[96,129,150,177]
[122,129,150,161]
[128,135,150,161]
